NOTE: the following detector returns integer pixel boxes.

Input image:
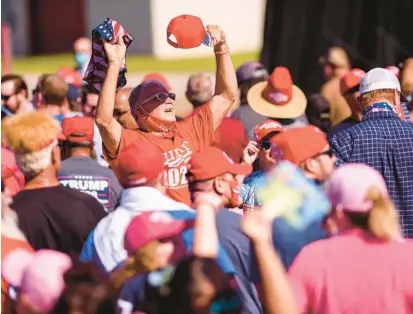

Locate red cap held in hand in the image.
[167,15,207,49]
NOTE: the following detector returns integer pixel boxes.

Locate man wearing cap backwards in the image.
[327,68,366,138]
[96,25,237,207]
[330,67,413,239]
[57,116,123,213]
[240,120,284,213]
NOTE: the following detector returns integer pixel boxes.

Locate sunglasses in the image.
[140,92,176,105]
[259,139,272,151]
[1,93,15,102]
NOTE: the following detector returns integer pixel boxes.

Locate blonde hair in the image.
[109,241,160,291]
[365,187,401,241]
[2,112,60,176]
[38,74,68,106]
[359,89,396,108]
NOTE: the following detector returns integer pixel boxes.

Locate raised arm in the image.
[207,25,238,130]
[95,38,126,156]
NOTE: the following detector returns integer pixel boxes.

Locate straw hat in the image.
[247,66,307,119]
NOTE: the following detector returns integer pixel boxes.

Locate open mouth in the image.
[164,108,174,113]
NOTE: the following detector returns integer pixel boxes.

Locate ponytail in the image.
[366,187,401,241]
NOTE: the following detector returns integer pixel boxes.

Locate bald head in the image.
[185,73,213,108]
[114,87,138,130]
[73,37,92,55]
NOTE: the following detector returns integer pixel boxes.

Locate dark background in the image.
[260,0,413,95]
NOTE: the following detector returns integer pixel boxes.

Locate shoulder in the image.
[243,171,266,186]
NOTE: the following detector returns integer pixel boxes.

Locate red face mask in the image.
[134,106,177,138]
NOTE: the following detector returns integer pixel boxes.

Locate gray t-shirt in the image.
[57,156,123,213]
[231,105,268,140]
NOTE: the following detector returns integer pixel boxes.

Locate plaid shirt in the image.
[329,110,413,238]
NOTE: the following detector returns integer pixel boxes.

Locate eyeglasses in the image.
[1,93,15,102]
[140,92,176,105]
[259,139,271,151]
[312,149,334,159]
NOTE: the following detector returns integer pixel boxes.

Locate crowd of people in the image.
[1,20,413,314]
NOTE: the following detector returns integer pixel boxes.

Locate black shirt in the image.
[12,185,106,258]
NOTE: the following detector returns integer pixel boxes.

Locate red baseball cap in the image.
[116,142,165,188]
[339,68,365,95]
[270,126,329,165]
[124,211,192,255]
[142,73,172,91]
[167,15,207,49]
[129,81,170,110]
[254,120,284,142]
[188,147,252,181]
[62,117,94,143]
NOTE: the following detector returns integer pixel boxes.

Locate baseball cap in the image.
[142,73,172,91]
[124,211,192,255]
[359,67,408,102]
[325,164,388,213]
[188,147,252,181]
[116,142,165,188]
[129,80,170,110]
[254,120,284,142]
[62,116,94,143]
[340,68,365,95]
[236,61,269,85]
[2,249,72,312]
[270,126,329,165]
[167,15,207,49]
[385,65,400,78]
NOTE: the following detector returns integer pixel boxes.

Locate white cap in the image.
[359,67,401,95]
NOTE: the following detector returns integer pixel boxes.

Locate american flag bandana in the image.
[84,17,133,92]
[362,102,397,116]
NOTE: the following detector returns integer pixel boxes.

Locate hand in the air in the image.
[241,210,273,244]
[242,141,260,165]
[206,25,227,50]
[103,35,126,67]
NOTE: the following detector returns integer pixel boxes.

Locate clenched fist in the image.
[206,25,227,51]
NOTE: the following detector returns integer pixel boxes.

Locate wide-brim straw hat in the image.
[247,66,307,119]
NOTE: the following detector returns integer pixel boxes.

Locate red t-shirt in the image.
[105,105,215,206]
[288,228,413,314]
[187,107,248,163]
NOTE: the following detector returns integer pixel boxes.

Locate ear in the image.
[304,158,317,173]
[213,177,227,196]
[52,145,61,170]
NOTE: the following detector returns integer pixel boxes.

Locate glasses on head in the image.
[259,139,272,151]
[140,92,176,105]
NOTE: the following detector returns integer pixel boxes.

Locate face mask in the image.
[135,107,177,138]
[75,52,89,67]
